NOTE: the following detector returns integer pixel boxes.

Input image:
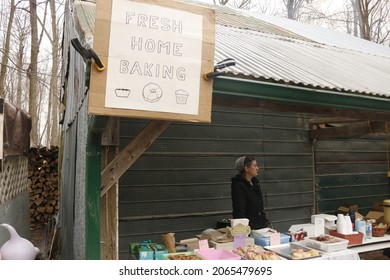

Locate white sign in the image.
[105,0,203,115]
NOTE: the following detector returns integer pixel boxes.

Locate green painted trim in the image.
[85,115,108,259]
[213,76,390,113]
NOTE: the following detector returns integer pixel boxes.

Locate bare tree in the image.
[351,0,390,43]
[213,0,230,5]
[29,0,39,146]
[357,0,371,40]
[0,0,63,147]
[283,0,313,21]
[0,0,15,98]
[46,0,60,147]
[213,0,254,10]
[15,7,29,108]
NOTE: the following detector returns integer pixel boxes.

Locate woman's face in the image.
[245,160,259,177]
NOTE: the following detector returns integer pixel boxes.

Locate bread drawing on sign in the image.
[115,88,131,98]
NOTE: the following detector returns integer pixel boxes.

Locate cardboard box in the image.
[311,214,337,227]
[355,212,364,219]
[130,241,153,259]
[288,224,315,237]
[138,244,154,260]
[365,211,384,224]
[130,241,168,260]
[209,237,254,250]
[373,201,384,212]
[311,214,338,235]
[195,249,241,260]
[150,244,169,260]
[337,204,358,215]
[251,233,290,246]
[180,238,200,251]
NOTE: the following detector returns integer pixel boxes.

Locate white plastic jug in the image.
[0,223,38,260]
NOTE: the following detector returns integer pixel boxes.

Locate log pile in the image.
[28,146,59,224]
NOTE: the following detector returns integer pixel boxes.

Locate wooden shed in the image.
[0,99,31,246]
[60,0,390,259]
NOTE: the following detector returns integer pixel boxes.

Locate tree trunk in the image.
[16,19,27,108]
[352,0,359,37]
[0,0,15,98]
[357,0,370,40]
[47,0,60,147]
[29,0,39,146]
[284,0,306,21]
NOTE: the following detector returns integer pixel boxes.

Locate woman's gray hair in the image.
[235,156,246,172]
[235,156,256,173]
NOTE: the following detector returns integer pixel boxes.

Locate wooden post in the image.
[101,117,119,260]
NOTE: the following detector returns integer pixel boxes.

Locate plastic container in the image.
[305,235,349,252]
[195,249,241,260]
[251,233,291,247]
[358,220,367,241]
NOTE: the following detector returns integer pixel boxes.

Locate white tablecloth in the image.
[318,249,360,260]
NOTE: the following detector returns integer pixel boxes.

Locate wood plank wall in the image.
[118,105,314,259]
[315,136,390,215]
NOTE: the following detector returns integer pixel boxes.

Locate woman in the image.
[231,156,270,230]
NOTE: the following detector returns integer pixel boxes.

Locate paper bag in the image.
[161,232,176,253]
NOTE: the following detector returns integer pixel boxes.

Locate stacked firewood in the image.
[28,146,59,224]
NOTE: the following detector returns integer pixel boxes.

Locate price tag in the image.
[198,239,209,250]
[269,233,281,246]
[233,235,246,249]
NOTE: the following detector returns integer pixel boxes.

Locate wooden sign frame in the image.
[89,0,215,123]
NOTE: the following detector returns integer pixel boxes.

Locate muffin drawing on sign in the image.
[115,88,131,98]
[175,89,189,105]
[143,83,163,103]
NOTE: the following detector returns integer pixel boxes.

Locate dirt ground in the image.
[359,250,390,260]
[30,223,54,260]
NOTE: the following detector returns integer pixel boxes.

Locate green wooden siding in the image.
[118,105,314,259]
[315,137,390,215]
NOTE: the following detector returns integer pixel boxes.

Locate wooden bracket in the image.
[100,120,170,197]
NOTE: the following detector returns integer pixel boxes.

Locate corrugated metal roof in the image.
[74,1,96,46]
[245,12,390,58]
[74,0,390,99]
[215,25,390,98]
[211,5,390,98]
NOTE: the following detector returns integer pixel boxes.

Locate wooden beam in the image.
[100,120,170,197]
[309,117,362,124]
[101,117,120,146]
[311,121,387,140]
[213,96,390,121]
[101,117,119,260]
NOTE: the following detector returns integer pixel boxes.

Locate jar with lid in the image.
[358,220,367,241]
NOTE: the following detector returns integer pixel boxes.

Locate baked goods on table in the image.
[310,235,341,243]
[232,244,282,260]
[168,253,203,260]
[291,248,320,259]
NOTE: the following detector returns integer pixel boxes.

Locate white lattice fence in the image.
[0,155,28,204]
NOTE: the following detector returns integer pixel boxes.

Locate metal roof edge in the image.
[213,76,390,113]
